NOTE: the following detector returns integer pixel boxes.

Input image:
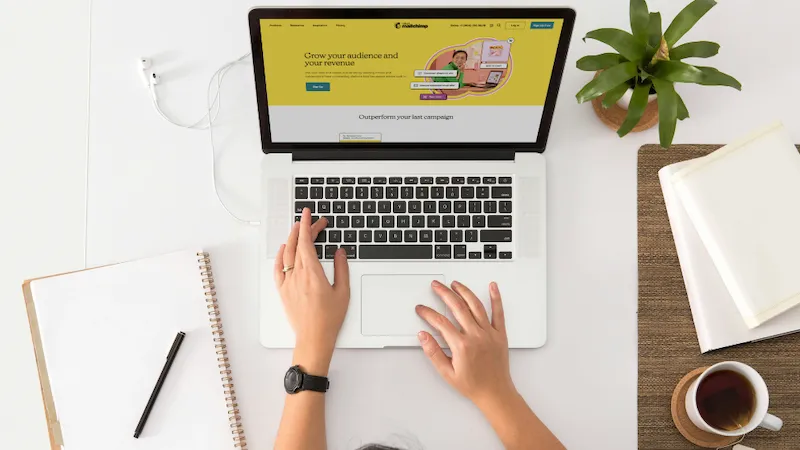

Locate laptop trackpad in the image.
[361,274,446,336]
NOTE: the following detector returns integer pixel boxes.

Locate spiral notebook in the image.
[23,251,247,450]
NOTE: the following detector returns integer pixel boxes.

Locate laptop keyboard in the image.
[294,176,513,260]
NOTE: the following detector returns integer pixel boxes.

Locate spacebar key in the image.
[359,245,433,259]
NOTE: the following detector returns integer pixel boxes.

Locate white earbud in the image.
[138,57,153,87]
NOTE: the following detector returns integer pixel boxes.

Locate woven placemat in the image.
[638,144,800,449]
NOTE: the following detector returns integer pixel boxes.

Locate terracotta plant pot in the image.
[590,71,659,133]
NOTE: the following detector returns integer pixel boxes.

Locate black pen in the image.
[134,331,186,439]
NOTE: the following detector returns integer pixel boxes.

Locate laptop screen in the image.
[257,18,565,145]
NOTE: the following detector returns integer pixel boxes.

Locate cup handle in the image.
[760,413,783,431]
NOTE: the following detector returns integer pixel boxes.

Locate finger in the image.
[418,331,454,380]
[283,221,300,270]
[310,216,328,240]
[432,280,478,332]
[332,248,350,295]
[489,282,506,332]
[273,244,286,286]
[451,280,490,328]
[296,208,318,268]
[415,304,460,344]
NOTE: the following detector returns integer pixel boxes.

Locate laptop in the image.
[249,8,575,349]
[478,70,504,88]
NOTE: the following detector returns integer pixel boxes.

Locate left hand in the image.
[274,208,350,375]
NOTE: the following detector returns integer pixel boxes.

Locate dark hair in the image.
[452,50,468,58]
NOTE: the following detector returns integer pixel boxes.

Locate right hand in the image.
[416,281,517,407]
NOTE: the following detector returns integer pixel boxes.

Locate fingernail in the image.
[431,280,441,287]
[417,332,428,343]
[336,248,346,257]
[451,280,461,287]
[490,282,498,292]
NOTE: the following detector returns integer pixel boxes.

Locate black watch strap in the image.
[301,373,330,393]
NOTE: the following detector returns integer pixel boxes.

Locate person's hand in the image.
[274,208,350,375]
[416,281,516,408]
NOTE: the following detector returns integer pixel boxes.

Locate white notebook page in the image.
[30,251,233,450]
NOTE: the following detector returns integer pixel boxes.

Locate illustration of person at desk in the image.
[432,49,478,88]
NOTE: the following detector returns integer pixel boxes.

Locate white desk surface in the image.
[4,0,800,448]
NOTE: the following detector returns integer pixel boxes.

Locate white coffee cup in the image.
[685,361,783,436]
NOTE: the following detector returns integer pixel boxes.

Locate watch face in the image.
[284,367,302,393]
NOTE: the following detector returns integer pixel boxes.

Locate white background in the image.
[3,0,799,449]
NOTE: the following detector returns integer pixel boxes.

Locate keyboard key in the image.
[431,187,444,199]
[393,201,406,213]
[457,215,471,228]
[342,177,356,185]
[296,177,309,185]
[466,230,478,242]
[404,230,418,242]
[481,230,512,242]
[371,186,384,199]
[295,187,309,199]
[467,177,481,184]
[435,245,452,259]
[348,201,361,213]
[469,251,482,259]
[439,201,451,213]
[358,177,372,184]
[295,216,301,222]
[452,201,465,213]
[337,216,350,228]
[295,202,315,213]
[488,215,512,227]
[375,230,388,242]
[359,230,372,242]
[315,245,323,259]
[435,177,450,185]
[341,187,354,199]
[500,252,512,259]
[483,177,496,184]
[401,187,414,199]
[443,215,456,228]
[452,177,465,185]
[450,230,463,242]
[363,201,376,213]
[344,230,357,242]
[389,177,403,185]
[420,230,433,242]
[342,245,357,259]
[333,201,346,213]
[325,245,338,259]
[352,216,365,228]
[387,187,399,199]
[416,186,429,199]
[389,230,403,242]
[327,177,340,184]
[325,187,338,199]
[435,230,448,242]
[360,245,432,259]
[356,187,369,199]
[373,177,387,185]
[460,187,475,199]
[367,216,380,228]
[446,187,459,199]
[499,201,512,213]
[472,215,486,228]
[499,177,512,184]
[420,177,434,184]
[378,201,391,213]
[404,177,418,184]
[423,201,437,213]
[469,201,481,213]
[454,245,467,259]
[322,215,334,227]
[412,215,425,228]
[315,230,326,243]
[427,216,441,228]
[484,244,497,259]
[492,187,512,199]
[312,215,319,224]
[311,177,325,185]
[316,200,330,213]
[329,230,342,243]
[409,201,421,213]
[397,216,410,228]
[382,216,395,228]
[477,187,490,198]
[311,187,323,199]
[484,201,497,214]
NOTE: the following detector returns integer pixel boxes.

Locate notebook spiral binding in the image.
[198,252,247,449]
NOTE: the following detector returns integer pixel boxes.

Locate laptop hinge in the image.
[292,149,515,162]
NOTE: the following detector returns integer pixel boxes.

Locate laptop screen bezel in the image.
[248,7,576,155]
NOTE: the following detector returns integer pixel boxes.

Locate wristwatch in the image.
[284,365,330,394]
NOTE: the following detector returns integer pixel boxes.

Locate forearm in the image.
[477,391,565,450]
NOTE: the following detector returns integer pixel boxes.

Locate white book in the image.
[23,251,247,450]
[660,161,800,352]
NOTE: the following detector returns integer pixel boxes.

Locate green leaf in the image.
[652,61,742,90]
[602,82,631,108]
[583,29,646,63]
[630,0,650,42]
[664,0,717,47]
[647,12,662,49]
[576,62,639,103]
[617,82,651,137]
[676,92,690,120]
[652,78,678,148]
[576,53,627,71]
[670,41,720,60]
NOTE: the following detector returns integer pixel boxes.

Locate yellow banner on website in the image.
[260,19,563,106]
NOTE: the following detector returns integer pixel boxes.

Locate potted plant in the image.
[575,0,741,148]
